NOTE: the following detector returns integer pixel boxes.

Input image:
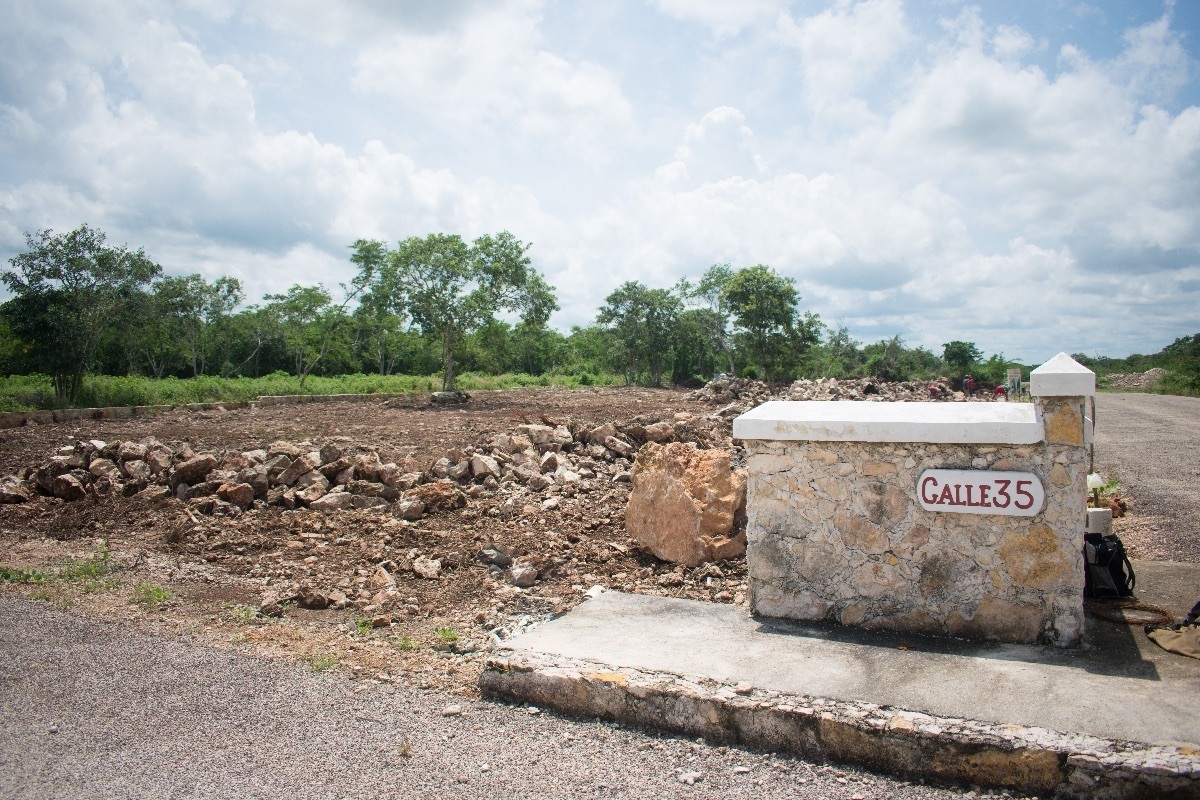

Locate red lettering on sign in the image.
[954,484,963,505]
[938,484,955,505]
[920,476,938,505]
[978,485,992,507]
[993,479,1011,508]
[1015,480,1035,510]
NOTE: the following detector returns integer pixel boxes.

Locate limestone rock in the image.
[406,482,466,513]
[309,491,353,511]
[216,482,255,510]
[412,556,442,579]
[506,564,538,588]
[173,454,218,486]
[52,473,86,501]
[277,453,318,486]
[626,442,747,566]
[0,477,32,504]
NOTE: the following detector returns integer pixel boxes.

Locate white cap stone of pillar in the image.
[1030,352,1095,397]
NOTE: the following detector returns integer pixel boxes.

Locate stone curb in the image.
[0,394,414,429]
[480,651,1200,798]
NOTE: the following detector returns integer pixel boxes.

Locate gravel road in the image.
[1093,392,1200,561]
[0,596,996,800]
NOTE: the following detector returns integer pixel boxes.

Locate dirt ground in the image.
[0,387,744,695]
[1,386,1193,699]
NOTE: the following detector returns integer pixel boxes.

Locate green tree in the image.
[368,231,556,391]
[722,264,817,381]
[679,264,738,376]
[2,225,161,401]
[155,274,244,376]
[597,281,681,386]
[942,340,983,379]
[262,284,354,387]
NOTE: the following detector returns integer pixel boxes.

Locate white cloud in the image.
[349,0,633,162]
[650,0,784,37]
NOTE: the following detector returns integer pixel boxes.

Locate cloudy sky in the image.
[2,0,1198,364]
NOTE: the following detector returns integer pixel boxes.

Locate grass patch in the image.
[132,583,170,608]
[392,634,417,651]
[0,543,112,587]
[310,653,339,672]
[0,370,624,412]
[435,626,458,643]
[354,617,373,634]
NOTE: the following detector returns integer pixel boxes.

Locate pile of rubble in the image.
[783,376,956,401]
[0,414,735,521]
[1102,368,1166,390]
[687,374,977,419]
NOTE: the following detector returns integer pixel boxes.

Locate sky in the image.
[1,0,1198,365]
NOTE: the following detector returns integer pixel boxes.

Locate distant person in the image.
[963,375,975,396]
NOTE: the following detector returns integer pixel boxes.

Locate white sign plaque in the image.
[918,469,1044,516]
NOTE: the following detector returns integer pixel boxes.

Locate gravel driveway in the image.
[1093,392,1200,561]
[0,597,990,800]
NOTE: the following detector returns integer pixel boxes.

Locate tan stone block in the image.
[863,608,941,635]
[848,561,906,600]
[946,594,1044,643]
[860,483,909,527]
[833,510,889,554]
[991,458,1019,471]
[806,448,838,464]
[862,461,898,476]
[1049,463,1072,488]
[839,601,869,626]
[996,524,1073,589]
[1042,402,1083,446]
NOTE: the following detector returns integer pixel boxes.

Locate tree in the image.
[263,284,354,387]
[155,274,244,376]
[680,264,738,376]
[370,231,557,391]
[722,264,817,381]
[597,281,681,386]
[942,340,983,379]
[2,225,161,402]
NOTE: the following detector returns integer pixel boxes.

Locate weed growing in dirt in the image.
[1,543,112,586]
[228,605,256,623]
[391,634,416,651]
[354,617,372,634]
[310,653,338,672]
[133,583,170,608]
[435,626,458,643]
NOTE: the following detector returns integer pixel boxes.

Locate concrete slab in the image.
[482,559,1200,796]
[497,590,1199,745]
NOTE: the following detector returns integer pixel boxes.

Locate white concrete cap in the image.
[732,401,1044,444]
[1030,352,1095,397]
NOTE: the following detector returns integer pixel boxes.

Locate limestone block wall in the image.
[742,392,1089,646]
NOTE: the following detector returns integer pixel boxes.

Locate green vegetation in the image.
[1075,333,1200,397]
[435,626,458,643]
[354,617,373,634]
[132,583,170,608]
[0,543,112,585]
[392,634,417,651]
[310,653,339,672]
[3,224,1195,400]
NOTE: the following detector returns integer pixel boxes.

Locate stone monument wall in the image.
[735,355,1094,647]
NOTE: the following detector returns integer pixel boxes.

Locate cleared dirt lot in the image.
[1,387,1195,799]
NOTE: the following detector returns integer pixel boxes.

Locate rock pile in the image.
[689,374,982,415]
[0,412,735,522]
[1102,368,1166,390]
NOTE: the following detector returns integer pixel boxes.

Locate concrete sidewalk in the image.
[482,560,1200,797]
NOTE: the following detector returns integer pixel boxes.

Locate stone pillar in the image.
[1029,353,1096,645]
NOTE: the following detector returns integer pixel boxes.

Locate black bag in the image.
[1083,532,1135,598]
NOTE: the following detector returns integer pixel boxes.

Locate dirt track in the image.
[1093,392,1200,562]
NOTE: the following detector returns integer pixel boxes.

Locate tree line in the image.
[0,223,1126,404]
